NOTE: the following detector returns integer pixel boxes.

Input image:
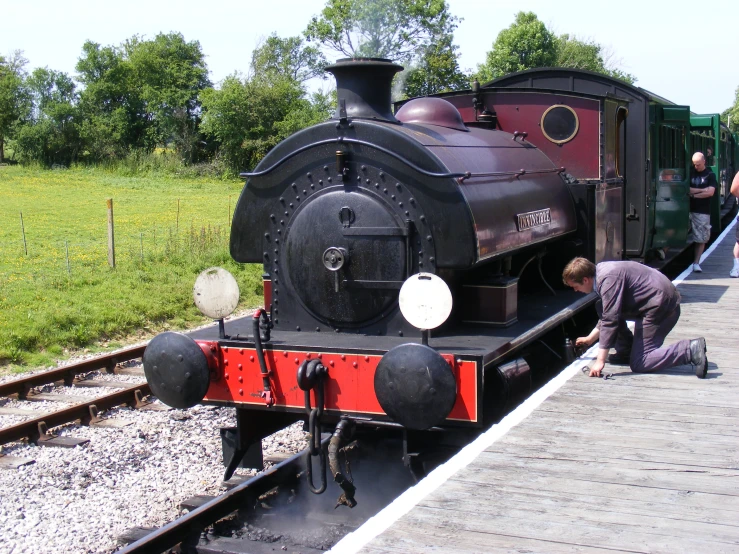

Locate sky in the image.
[2,0,738,114]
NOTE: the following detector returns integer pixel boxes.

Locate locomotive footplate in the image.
[185,289,596,427]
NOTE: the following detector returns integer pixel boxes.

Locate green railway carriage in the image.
[689,114,737,234]
[485,68,736,263]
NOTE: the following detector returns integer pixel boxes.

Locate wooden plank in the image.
[496,438,739,470]
[420,478,739,527]
[378,506,739,554]
[72,379,134,389]
[458,453,738,498]
[26,392,91,403]
[364,526,622,554]
[417,481,739,542]
[0,406,39,416]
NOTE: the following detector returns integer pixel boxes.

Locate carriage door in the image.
[652,105,690,251]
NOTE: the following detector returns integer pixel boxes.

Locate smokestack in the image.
[325,58,404,123]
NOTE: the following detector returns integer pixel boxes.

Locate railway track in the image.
[117,432,414,554]
[0,344,158,467]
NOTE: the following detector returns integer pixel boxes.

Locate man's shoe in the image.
[730,267,739,278]
[607,352,631,365]
[693,263,702,273]
[689,337,708,378]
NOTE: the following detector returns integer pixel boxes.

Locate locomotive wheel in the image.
[143,332,211,409]
[374,343,457,430]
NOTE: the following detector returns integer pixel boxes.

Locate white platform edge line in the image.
[327,219,735,554]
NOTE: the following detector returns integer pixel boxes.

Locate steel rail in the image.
[0,344,146,399]
[0,382,152,445]
[117,436,331,554]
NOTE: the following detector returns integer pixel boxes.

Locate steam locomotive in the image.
[143,58,735,506]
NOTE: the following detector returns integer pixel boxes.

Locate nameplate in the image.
[516,208,551,231]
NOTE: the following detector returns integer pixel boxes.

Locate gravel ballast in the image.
[0,368,308,554]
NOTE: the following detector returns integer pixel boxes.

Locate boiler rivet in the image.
[239,389,244,396]
[238,376,243,383]
[353,362,358,368]
[225,373,229,379]
[250,356,254,362]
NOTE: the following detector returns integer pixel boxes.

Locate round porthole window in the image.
[541,105,579,144]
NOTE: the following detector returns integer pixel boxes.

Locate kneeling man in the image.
[563,258,708,378]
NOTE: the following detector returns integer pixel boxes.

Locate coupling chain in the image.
[297,359,328,494]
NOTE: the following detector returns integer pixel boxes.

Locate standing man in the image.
[563,258,708,378]
[689,152,716,272]
[730,171,739,278]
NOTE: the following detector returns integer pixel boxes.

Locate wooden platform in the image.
[333,225,739,554]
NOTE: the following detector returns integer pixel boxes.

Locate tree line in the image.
[0,3,645,175]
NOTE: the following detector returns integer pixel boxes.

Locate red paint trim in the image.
[202,345,478,423]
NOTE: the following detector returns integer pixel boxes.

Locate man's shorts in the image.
[690,212,711,243]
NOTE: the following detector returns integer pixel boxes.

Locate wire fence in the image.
[0,218,232,283]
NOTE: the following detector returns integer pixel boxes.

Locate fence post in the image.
[107,198,116,268]
[20,211,27,255]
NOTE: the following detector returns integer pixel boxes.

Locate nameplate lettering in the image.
[516,208,551,231]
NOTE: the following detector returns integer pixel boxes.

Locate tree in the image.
[723,88,739,133]
[555,34,635,84]
[124,33,211,161]
[15,68,82,166]
[476,11,557,82]
[200,74,331,173]
[304,0,460,64]
[75,34,211,162]
[75,40,148,160]
[401,34,469,98]
[0,51,31,162]
[251,34,327,83]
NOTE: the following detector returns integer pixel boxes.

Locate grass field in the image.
[0,165,263,372]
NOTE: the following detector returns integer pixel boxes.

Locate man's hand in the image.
[587,347,609,377]
[588,359,605,377]
[575,328,599,348]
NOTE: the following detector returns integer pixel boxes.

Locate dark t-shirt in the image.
[690,167,717,214]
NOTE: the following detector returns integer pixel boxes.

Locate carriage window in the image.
[658,125,685,169]
[691,130,714,166]
[615,106,628,177]
[541,105,579,144]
